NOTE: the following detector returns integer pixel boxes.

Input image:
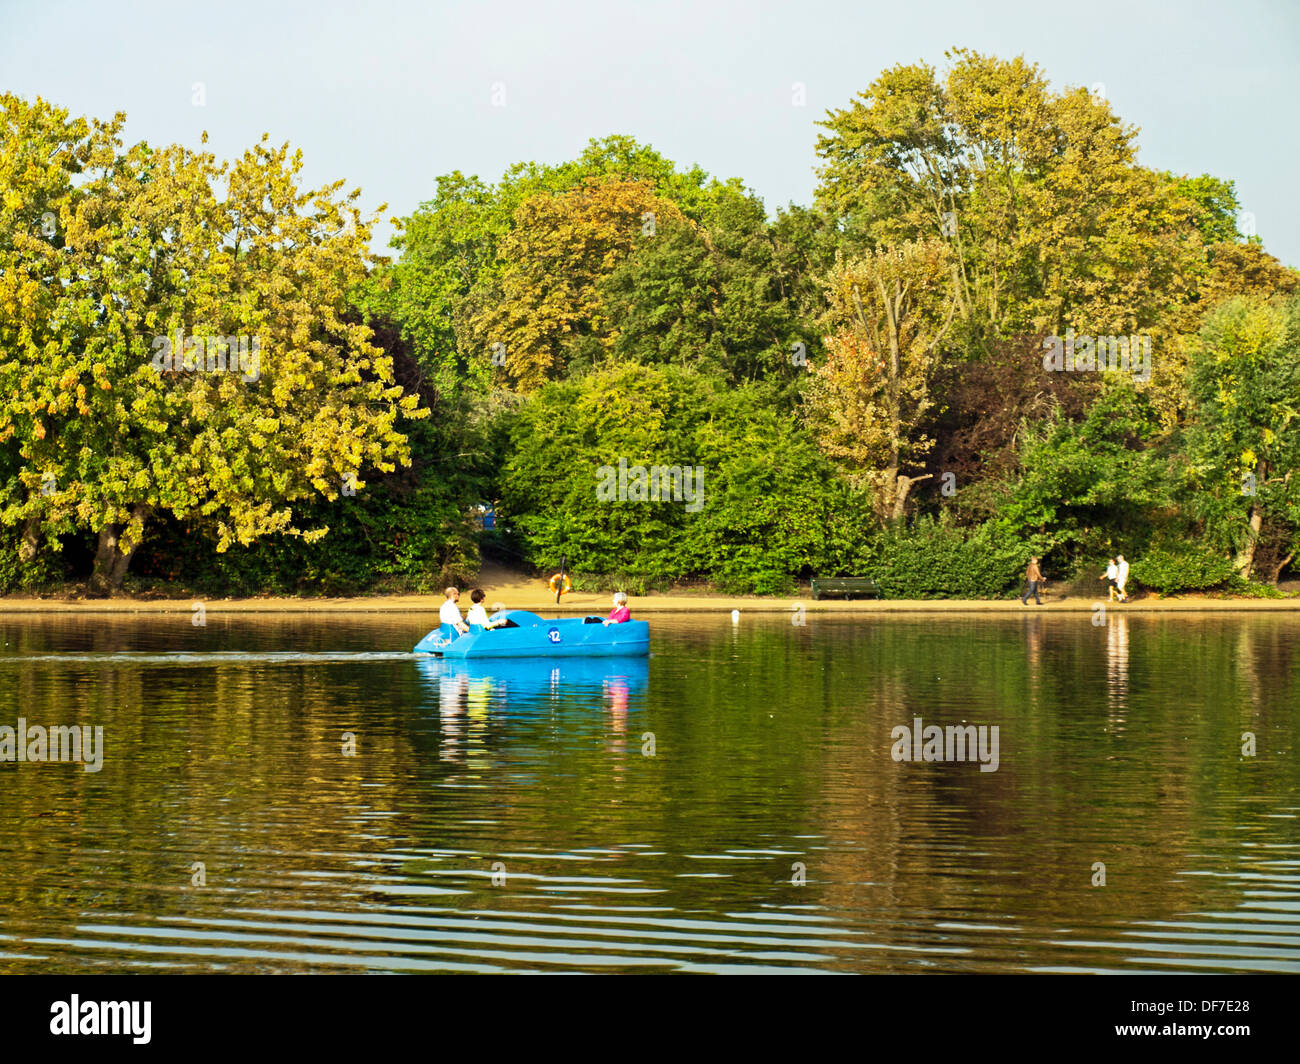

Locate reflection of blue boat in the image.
[413,654,649,696]
[412,610,650,659]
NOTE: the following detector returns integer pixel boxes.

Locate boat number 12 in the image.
[547,628,561,644]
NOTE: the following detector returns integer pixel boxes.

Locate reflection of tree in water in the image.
[2,614,1298,973]
[0,637,420,973]
[798,614,1300,972]
[1234,618,1299,729]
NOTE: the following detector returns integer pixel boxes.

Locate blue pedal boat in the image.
[413,610,650,658]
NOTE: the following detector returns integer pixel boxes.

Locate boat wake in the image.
[0,651,419,667]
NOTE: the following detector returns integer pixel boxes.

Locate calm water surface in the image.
[1,611,1297,974]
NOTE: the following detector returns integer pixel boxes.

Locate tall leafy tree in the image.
[600,211,722,371]
[1197,242,1300,309]
[806,240,958,520]
[0,94,123,569]
[1171,172,1245,247]
[815,50,1204,345]
[602,185,818,387]
[368,136,755,392]
[499,363,864,593]
[1183,295,1300,582]
[466,177,682,390]
[355,171,500,394]
[0,97,422,592]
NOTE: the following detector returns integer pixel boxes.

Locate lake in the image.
[1,611,1297,974]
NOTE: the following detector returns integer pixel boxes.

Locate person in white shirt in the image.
[440,586,469,635]
[464,588,501,629]
[1100,558,1119,601]
[1115,555,1130,602]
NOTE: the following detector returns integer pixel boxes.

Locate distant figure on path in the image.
[1101,557,1119,601]
[1116,555,1130,602]
[441,586,470,635]
[603,591,631,626]
[1021,557,1045,605]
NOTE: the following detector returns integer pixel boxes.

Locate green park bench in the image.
[811,577,882,600]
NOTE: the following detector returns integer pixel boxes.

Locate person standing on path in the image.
[1101,558,1119,601]
[1116,555,1130,602]
[1021,557,1045,605]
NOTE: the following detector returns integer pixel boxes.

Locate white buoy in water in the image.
[731,609,740,624]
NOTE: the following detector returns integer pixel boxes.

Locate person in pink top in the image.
[603,591,631,626]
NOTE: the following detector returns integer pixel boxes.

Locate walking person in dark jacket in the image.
[1021,557,1045,605]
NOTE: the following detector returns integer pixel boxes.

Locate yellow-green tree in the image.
[815,50,1203,345]
[466,177,684,391]
[1185,295,1300,582]
[0,95,422,593]
[806,241,958,520]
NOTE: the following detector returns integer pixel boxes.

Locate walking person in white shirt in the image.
[1100,557,1119,602]
[440,586,470,635]
[1115,555,1130,602]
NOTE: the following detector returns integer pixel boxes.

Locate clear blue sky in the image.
[3,0,1297,265]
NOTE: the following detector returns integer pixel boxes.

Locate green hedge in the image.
[1129,545,1235,593]
[861,517,1039,599]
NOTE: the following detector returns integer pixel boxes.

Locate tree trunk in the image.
[1233,503,1263,580]
[88,506,150,596]
[891,472,933,520]
[1265,552,1294,586]
[875,469,933,522]
[17,517,40,564]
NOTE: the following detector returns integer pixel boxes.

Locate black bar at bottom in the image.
[0,974,1289,1053]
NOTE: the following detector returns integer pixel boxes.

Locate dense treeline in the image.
[2,50,1297,597]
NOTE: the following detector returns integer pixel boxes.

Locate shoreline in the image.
[0,589,1297,614]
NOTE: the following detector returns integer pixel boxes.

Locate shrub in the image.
[864,516,1039,599]
[571,570,661,597]
[0,527,62,593]
[1222,576,1292,598]
[1129,545,1234,593]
